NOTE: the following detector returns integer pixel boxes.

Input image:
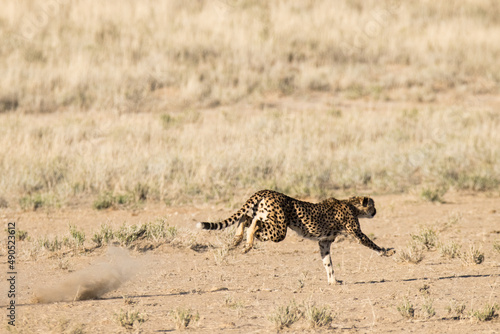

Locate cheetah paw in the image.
[382,248,396,257]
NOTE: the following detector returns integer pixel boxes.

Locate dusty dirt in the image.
[1,192,500,333]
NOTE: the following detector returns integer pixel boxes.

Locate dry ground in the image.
[1,1,500,333]
[1,192,499,333]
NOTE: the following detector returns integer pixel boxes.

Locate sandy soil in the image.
[1,192,499,333]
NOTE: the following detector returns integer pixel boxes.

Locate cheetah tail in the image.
[196,220,236,230]
[197,190,265,231]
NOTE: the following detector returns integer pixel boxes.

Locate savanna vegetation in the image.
[1,0,499,209]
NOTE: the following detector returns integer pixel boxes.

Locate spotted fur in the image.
[197,189,395,284]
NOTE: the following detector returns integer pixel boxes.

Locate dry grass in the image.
[1,1,499,113]
[397,297,415,319]
[397,241,424,264]
[1,1,499,206]
[1,107,499,207]
[114,309,148,330]
[172,308,199,330]
[268,301,303,331]
[460,244,485,265]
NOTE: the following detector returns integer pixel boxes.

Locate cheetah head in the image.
[347,196,376,218]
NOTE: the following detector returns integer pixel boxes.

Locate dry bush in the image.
[493,241,500,254]
[114,309,147,330]
[446,301,467,319]
[460,244,485,265]
[172,308,199,330]
[411,227,439,250]
[304,303,334,328]
[470,303,499,322]
[397,241,424,264]
[439,241,462,259]
[268,301,303,331]
[421,297,436,319]
[397,297,415,319]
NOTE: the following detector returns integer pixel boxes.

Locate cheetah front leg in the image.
[319,239,341,285]
[352,229,395,257]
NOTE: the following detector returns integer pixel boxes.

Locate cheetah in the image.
[197,189,395,284]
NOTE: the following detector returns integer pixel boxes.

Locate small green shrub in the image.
[91,224,114,247]
[446,301,466,319]
[93,192,131,210]
[420,186,447,203]
[114,309,147,329]
[397,242,424,264]
[69,225,85,248]
[16,229,29,241]
[268,301,302,331]
[460,244,484,265]
[470,303,499,322]
[93,193,114,210]
[172,308,199,330]
[439,241,462,259]
[411,227,438,250]
[493,241,500,254]
[37,236,68,252]
[160,113,175,129]
[144,219,177,241]
[397,298,415,319]
[421,298,435,318]
[19,194,58,211]
[223,295,244,309]
[115,224,147,246]
[304,304,334,328]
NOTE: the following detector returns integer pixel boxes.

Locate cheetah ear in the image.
[362,197,369,207]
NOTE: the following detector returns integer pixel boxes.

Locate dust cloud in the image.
[34,247,142,303]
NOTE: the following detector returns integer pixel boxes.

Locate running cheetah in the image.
[197,189,395,284]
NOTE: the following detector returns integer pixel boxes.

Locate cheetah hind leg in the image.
[242,217,260,254]
[231,216,250,249]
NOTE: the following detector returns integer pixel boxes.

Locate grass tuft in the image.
[470,303,499,322]
[268,301,302,331]
[397,297,415,319]
[114,309,147,329]
[93,192,131,210]
[411,227,438,250]
[16,230,29,241]
[91,224,114,247]
[421,298,435,319]
[446,301,467,319]
[439,241,462,259]
[493,241,500,254]
[420,186,447,203]
[172,308,199,330]
[397,242,424,264]
[69,225,85,248]
[460,245,485,265]
[304,304,334,328]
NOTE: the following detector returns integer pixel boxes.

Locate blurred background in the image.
[1,0,499,209]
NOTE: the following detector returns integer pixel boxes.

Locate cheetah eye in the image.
[362,197,368,206]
